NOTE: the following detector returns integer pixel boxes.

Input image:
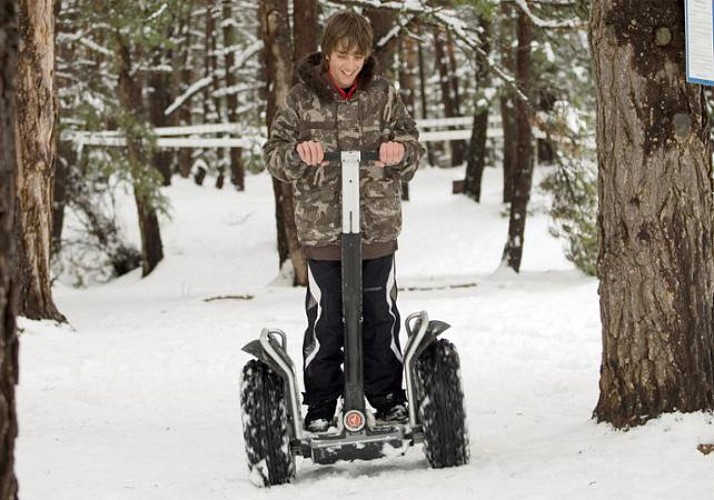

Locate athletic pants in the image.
[302,254,405,408]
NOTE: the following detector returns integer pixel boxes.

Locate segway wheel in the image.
[415,338,470,468]
[239,359,296,486]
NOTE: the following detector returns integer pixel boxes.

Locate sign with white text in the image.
[685,0,714,85]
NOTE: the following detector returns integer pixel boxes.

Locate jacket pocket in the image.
[294,187,340,246]
[361,178,402,242]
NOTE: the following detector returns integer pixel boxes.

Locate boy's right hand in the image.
[296,141,327,166]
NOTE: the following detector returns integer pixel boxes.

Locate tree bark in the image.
[500,2,516,203]
[463,14,492,202]
[293,0,317,64]
[446,31,466,166]
[115,37,164,277]
[364,7,397,76]
[591,0,714,428]
[222,0,244,190]
[261,0,307,286]
[417,24,437,167]
[0,2,20,496]
[434,27,461,166]
[398,35,418,201]
[175,5,194,178]
[501,8,533,272]
[148,49,173,186]
[14,0,65,321]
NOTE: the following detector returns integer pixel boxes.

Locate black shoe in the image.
[304,399,337,432]
[374,402,408,424]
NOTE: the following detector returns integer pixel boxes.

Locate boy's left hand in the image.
[376,141,405,168]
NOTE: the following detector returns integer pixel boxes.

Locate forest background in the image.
[2,0,714,497]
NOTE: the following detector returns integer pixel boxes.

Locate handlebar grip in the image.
[323,151,380,163]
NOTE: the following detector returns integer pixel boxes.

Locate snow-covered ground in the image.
[16,165,714,499]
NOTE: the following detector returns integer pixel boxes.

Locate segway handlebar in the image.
[323,151,380,163]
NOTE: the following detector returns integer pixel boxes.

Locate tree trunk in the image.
[293,0,317,64]
[261,0,306,286]
[435,27,463,167]
[204,0,223,174]
[175,5,193,178]
[591,0,714,428]
[222,0,244,190]
[364,7,397,77]
[148,50,173,186]
[417,25,437,167]
[500,2,516,203]
[446,31,466,166]
[52,140,71,255]
[115,38,164,277]
[398,35,418,201]
[0,2,20,496]
[501,8,533,272]
[14,0,65,321]
[463,14,492,202]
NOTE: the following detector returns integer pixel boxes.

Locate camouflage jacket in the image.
[263,52,422,259]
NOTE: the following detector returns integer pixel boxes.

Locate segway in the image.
[240,150,469,486]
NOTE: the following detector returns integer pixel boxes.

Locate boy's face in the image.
[327,41,366,88]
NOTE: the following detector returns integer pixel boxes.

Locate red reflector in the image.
[344,410,365,431]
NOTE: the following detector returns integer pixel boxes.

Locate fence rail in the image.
[64,116,558,148]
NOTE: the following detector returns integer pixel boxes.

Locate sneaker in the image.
[374,402,408,424]
[304,399,337,432]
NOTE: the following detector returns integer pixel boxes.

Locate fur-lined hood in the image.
[296,52,378,101]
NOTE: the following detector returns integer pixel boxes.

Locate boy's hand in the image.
[296,140,327,166]
[376,141,405,168]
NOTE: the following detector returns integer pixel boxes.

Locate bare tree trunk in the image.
[591,0,714,428]
[261,0,306,286]
[398,35,418,201]
[148,49,173,186]
[149,49,173,186]
[176,5,193,178]
[52,0,73,257]
[115,37,164,276]
[14,0,65,321]
[501,8,533,272]
[52,140,71,254]
[500,2,516,203]
[0,2,20,496]
[434,28,458,165]
[446,31,466,166]
[417,25,437,167]
[463,14,491,202]
[364,7,397,76]
[293,0,317,64]
[222,0,244,190]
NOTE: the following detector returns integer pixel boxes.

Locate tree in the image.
[591,0,714,427]
[463,12,492,201]
[498,3,517,203]
[261,0,307,286]
[501,5,534,272]
[14,0,65,321]
[222,0,246,190]
[113,31,165,276]
[0,0,21,496]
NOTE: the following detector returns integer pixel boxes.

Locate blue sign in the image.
[685,0,714,86]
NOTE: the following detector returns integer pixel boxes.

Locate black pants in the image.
[302,254,405,408]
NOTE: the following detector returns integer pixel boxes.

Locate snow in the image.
[16,165,714,498]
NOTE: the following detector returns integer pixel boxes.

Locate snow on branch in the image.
[164,41,263,116]
[512,0,585,30]
[165,76,213,117]
[77,35,113,57]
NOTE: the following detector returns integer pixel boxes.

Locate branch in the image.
[512,0,586,30]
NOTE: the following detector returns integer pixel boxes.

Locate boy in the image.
[263,10,422,432]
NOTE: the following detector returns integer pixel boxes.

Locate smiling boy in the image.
[263,10,422,432]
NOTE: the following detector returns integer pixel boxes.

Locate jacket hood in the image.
[296,52,378,101]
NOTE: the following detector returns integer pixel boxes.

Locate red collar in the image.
[327,72,358,100]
